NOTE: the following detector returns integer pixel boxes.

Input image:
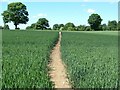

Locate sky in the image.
[0,0,119,29]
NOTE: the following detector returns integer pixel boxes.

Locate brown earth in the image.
[49,32,72,88]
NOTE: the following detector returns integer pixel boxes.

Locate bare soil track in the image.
[49,32,72,88]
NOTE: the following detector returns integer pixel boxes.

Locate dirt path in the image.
[49,32,72,88]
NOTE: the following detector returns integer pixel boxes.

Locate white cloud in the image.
[33,13,47,18]
[87,9,95,13]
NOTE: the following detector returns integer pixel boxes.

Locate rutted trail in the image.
[49,32,71,88]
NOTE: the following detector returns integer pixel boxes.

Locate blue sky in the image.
[0,1,118,29]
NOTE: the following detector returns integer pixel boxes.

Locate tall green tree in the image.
[1,2,29,29]
[53,24,59,30]
[64,22,75,31]
[88,14,102,30]
[59,24,64,30]
[53,24,64,30]
[108,20,117,31]
[35,18,49,30]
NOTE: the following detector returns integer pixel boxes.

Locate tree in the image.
[31,23,36,29]
[100,24,108,31]
[108,20,117,31]
[88,14,102,30]
[26,23,36,30]
[1,2,29,29]
[35,18,49,30]
[59,24,64,30]
[53,24,59,30]
[118,21,120,31]
[67,27,75,31]
[85,26,92,31]
[59,24,64,28]
[77,25,86,31]
[47,27,52,30]
[64,22,75,31]
[0,26,3,30]
[60,27,64,30]
[4,24,9,30]
[53,24,64,30]
[26,25,31,30]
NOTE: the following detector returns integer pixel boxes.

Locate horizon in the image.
[0,1,118,29]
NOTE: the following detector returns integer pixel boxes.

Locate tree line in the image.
[0,2,119,31]
[26,19,120,31]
